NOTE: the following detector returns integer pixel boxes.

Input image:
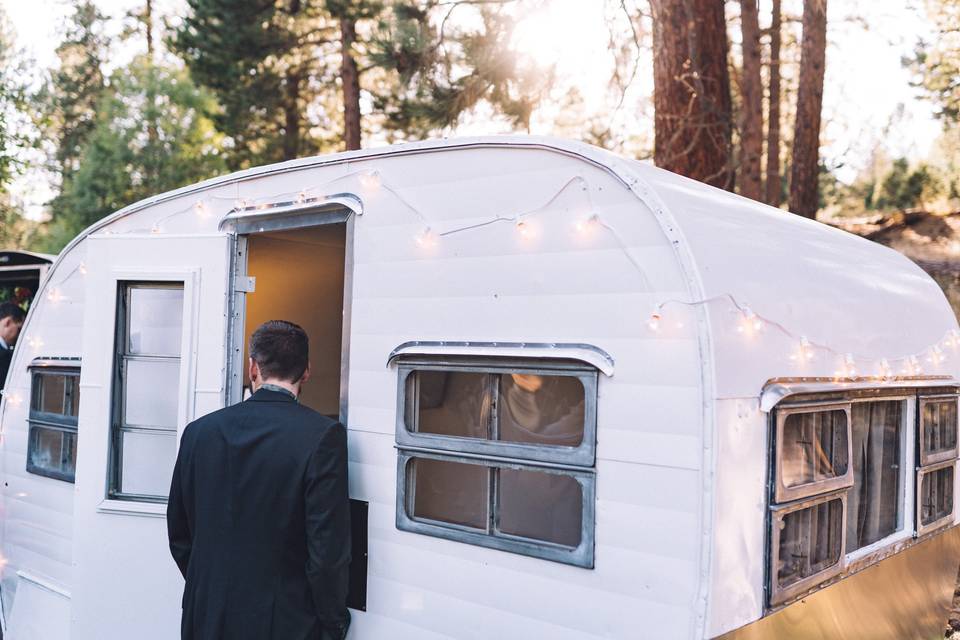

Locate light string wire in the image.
[28,165,960,382]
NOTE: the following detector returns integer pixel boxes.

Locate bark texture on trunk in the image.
[738,0,763,201]
[789,0,828,219]
[650,0,734,190]
[765,0,783,207]
[341,17,362,151]
[283,68,302,160]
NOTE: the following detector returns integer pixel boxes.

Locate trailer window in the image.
[395,357,597,568]
[772,494,844,596]
[919,463,954,527]
[846,401,903,552]
[775,405,852,502]
[26,365,80,482]
[919,397,958,465]
[109,282,184,502]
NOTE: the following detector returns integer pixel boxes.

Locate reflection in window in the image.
[407,370,585,447]
[26,367,80,482]
[498,467,582,547]
[776,497,844,589]
[847,401,902,552]
[781,409,848,489]
[410,457,488,529]
[111,282,183,501]
[920,465,954,526]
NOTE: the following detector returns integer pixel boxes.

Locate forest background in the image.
[0,0,956,257]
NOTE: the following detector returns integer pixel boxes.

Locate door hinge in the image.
[234,276,256,293]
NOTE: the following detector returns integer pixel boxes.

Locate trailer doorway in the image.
[241,223,349,419]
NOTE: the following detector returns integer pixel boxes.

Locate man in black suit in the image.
[168,320,351,640]
[0,302,25,393]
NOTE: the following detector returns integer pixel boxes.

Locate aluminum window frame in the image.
[395,449,596,568]
[918,395,959,466]
[769,490,848,607]
[774,402,854,503]
[108,281,185,503]
[916,459,956,536]
[395,357,598,467]
[26,362,80,483]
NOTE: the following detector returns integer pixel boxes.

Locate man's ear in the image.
[248,357,260,385]
[299,363,312,385]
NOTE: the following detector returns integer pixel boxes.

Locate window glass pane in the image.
[127,287,184,356]
[410,371,492,439]
[776,498,843,589]
[410,457,488,529]
[497,374,584,447]
[119,430,177,497]
[28,426,76,480]
[66,377,79,418]
[922,400,957,458]
[498,468,582,546]
[920,465,954,526]
[123,359,180,427]
[35,374,66,415]
[781,409,849,488]
[847,401,902,552]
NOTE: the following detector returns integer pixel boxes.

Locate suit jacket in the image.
[167,387,351,640]
[0,345,12,392]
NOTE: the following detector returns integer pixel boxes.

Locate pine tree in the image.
[36,2,109,184]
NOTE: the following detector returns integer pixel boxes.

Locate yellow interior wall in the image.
[244,225,346,417]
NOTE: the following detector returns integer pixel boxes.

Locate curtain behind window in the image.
[847,401,901,552]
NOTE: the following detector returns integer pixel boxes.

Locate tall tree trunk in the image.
[738,0,763,200]
[283,68,302,160]
[650,0,734,190]
[765,0,782,206]
[789,0,828,219]
[340,17,362,151]
[145,0,154,61]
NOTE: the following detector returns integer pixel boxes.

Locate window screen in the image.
[110,283,184,501]
[26,367,80,482]
[846,401,902,552]
[774,496,844,591]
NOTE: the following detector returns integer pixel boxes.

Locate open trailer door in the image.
[70,232,231,640]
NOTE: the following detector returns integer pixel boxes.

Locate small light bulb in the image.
[7,392,22,408]
[46,288,62,303]
[194,202,209,218]
[575,214,601,234]
[27,337,43,351]
[878,358,892,380]
[791,336,814,362]
[78,262,88,276]
[949,330,960,349]
[416,227,436,248]
[150,226,161,234]
[930,346,945,364]
[516,220,531,238]
[737,307,763,336]
[360,171,381,191]
[648,313,662,332]
[235,199,248,211]
[296,190,307,204]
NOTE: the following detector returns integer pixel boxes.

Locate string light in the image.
[516,220,532,239]
[575,214,601,234]
[877,358,893,380]
[929,346,946,365]
[296,190,307,204]
[903,355,923,376]
[5,392,22,408]
[790,336,815,363]
[835,353,857,379]
[415,227,437,248]
[46,288,63,303]
[737,307,763,336]
[193,202,210,218]
[647,313,662,332]
[359,170,381,191]
[26,337,43,351]
[78,262,88,276]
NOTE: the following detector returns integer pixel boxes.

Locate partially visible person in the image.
[0,302,26,392]
[167,320,351,640]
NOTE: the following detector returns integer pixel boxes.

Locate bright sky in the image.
[1,0,945,216]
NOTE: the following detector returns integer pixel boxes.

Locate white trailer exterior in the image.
[0,136,959,639]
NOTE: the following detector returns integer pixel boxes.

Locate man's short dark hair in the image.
[249,320,309,382]
[0,302,25,324]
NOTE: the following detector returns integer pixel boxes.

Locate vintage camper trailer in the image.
[0,136,958,639]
